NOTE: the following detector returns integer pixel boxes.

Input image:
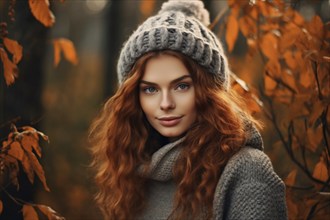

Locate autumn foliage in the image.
[1,0,78,219]
[220,0,330,219]
[1,0,329,219]
[0,125,64,219]
[0,0,77,87]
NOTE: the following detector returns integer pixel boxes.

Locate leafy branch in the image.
[0,0,78,87]
[0,0,80,219]
[218,0,330,219]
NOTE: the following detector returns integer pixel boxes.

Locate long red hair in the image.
[89,50,256,220]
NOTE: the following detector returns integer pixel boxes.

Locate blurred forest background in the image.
[0,0,329,220]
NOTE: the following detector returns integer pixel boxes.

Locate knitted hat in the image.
[117,0,230,89]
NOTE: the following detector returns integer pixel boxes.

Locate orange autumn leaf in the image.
[26,151,50,191]
[28,0,55,27]
[299,64,314,88]
[3,126,50,192]
[23,205,39,220]
[0,47,18,86]
[7,141,24,161]
[285,169,297,186]
[283,50,297,70]
[292,11,305,26]
[306,15,324,40]
[3,37,23,64]
[312,158,329,182]
[226,14,239,52]
[53,38,79,67]
[22,135,42,158]
[279,23,301,53]
[231,74,262,113]
[238,15,256,38]
[21,154,35,184]
[258,1,270,17]
[284,8,305,27]
[264,75,277,94]
[260,32,278,61]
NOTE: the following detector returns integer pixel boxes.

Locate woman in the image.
[90,1,287,220]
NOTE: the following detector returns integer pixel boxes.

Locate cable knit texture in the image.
[138,124,288,220]
[117,0,230,90]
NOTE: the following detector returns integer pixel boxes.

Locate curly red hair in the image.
[90,50,256,220]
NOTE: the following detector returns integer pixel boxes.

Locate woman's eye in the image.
[142,86,158,94]
[176,83,190,91]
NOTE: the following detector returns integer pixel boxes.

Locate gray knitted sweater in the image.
[138,126,288,220]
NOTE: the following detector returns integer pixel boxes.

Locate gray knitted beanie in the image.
[117,0,230,89]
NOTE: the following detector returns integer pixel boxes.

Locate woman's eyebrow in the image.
[140,75,191,85]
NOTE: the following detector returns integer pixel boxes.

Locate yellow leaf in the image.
[312,158,329,182]
[0,200,3,215]
[28,0,55,27]
[285,169,297,186]
[53,38,78,67]
[261,32,278,61]
[3,38,23,64]
[0,48,18,86]
[226,14,239,52]
[23,205,39,220]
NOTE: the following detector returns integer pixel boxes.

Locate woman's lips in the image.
[157,116,183,127]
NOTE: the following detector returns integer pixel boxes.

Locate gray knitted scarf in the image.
[139,122,263,182]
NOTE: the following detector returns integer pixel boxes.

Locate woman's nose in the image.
[160,91,175,111]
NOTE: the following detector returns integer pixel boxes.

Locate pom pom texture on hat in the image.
[159,0,210,26]
[117,0,230,90]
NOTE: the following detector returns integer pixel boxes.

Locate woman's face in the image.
[139,54,197,140]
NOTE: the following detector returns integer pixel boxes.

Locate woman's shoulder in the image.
[222,147,284,186]
[214,147,288,220]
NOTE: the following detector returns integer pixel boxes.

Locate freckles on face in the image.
[139,54,197,140]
